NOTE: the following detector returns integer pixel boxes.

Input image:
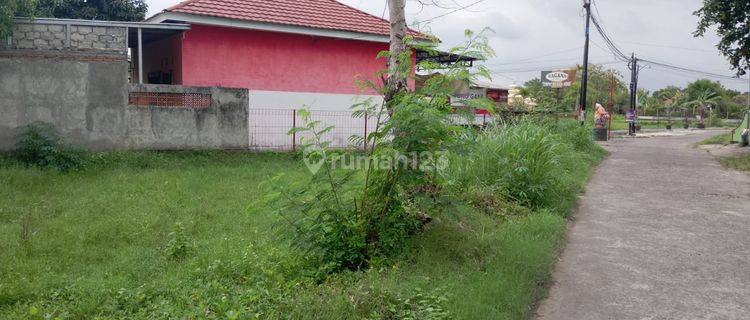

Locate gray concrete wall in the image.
[0,56,130,150]
[1,20,249,151]
[126,84,249,150]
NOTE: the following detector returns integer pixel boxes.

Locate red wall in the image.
[179,25,393,94]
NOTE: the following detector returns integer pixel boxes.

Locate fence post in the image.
[363,112,368,152]
[292,109,297,152]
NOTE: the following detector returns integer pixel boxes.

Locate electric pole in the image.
[629,53,639,113]
[625,53,640,136]
[578,0,592,124]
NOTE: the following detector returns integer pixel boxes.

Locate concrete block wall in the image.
[126,84,249,150]
[2,22,127,53]
[0,20,250,151]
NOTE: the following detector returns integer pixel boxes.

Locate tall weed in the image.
[442,119,603,210]
[14,122,86,171]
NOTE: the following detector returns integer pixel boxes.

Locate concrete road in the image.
[536,131,750,320]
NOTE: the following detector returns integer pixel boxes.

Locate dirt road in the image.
[536,131,750,320]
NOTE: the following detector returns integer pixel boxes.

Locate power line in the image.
[490,60,622,73]
[619,41,715,53]
[487,55,612,67]
[488,46,583,66]
[415,0,487,24]
[590,13,629,62]
[638,58,747,82]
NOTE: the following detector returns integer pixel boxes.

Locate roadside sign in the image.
[542,70,577,88]
[450,88,487,106]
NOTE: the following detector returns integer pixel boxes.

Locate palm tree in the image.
[686,89,720,127]
[659,90,684,127]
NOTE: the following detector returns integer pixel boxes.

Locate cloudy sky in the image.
[146,0,749,92]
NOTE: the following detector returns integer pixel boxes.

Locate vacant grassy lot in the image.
[1,139,603,319]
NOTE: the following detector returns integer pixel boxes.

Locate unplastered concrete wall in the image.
[126,84,249,150]
[1,20,249,150]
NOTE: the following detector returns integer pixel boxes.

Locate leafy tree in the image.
[686,89,721,121]
[694,0,750,75]
[0,0,36,37]
[518,64,628,114]
[35,0,148,21]
[1,0,147,38]
[656,88,684,125]
[684,79,723,101]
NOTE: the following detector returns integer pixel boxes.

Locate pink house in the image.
[143,0,426,110]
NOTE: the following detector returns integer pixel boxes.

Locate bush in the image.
[442,120,563,208]
[14,122,86,171]
[442,119,601,210]
[707,110,725,127]
[164,222,192,260]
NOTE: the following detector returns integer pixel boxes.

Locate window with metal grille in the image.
[128,92,211,109]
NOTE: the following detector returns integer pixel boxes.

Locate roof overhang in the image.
[415,49,480,70]
[13,17,191,48]
[147,12,394,43]
[15,17,190,30]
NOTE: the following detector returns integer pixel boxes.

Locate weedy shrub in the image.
[552,119,600,153]
[260,30,496,274]
[442,120,564,208]
[707,109,725,127]
[165,222,192,260]
[365,288,451,320]
[14,122,86,171]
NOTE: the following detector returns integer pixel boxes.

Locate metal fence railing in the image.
[248,108,380,151]
[247,108,496,151]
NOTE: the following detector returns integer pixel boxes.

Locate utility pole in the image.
[629,53,639,113]
[578,0,592,125]
[385,0,408,111]
[626,53,639,136]
[608,74,615,139]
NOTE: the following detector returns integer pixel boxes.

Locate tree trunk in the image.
[384,0,408,110]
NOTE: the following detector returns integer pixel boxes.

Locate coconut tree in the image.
[659,90,684,128]
[686,89,721,127]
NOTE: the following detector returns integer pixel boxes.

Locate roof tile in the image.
[165,0,426,38]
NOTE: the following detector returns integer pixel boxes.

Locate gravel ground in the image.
[536,130,750,320]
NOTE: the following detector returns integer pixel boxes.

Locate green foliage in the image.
[164,222,192,260]
[694,0,750,76]
[707,109,725,127]
[697,132,731,145]
[0,142,604,318]
[13,122,86,171]
[721,154,750,172]
[35,0,147,21]
[0,0,36,37]
[263,30,495,274]
[519,64,628,113]
[442,119,603,211]
[365,288,450,320]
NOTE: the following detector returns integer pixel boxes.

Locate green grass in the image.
[0,139,604,319]
[721,154,750,173]
[697,132,732,146]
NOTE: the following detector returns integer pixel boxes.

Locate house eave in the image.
[147,12,394,43]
